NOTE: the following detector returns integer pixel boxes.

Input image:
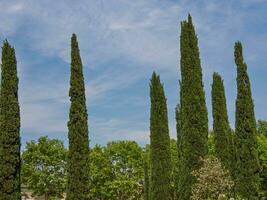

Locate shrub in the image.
[191,156,234,200]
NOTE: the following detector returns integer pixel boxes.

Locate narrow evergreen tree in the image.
[177,15,209,200]
[234,41,260,199]
[150,72,172,200]
[66,34,90,200]
[211,73,233,172]
[0,40,21,200]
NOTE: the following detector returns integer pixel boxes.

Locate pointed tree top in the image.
[188,13,192,24]
[71,34,78,46]
[2,39,13,50]
[213,72,222,81]
[71,33,77,40]
[234,41,243,61]
[151,71,160,83]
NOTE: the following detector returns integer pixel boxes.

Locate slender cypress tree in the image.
[0,40,21,200]
[150,72,172,200]
[211,73,233,171]
[177,15,209,200]
[66,34,90,200]
[234,41,260,199]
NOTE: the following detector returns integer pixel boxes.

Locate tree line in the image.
[0,14,267,200]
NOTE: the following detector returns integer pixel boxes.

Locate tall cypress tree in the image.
[150,72,172,200]
[234,41,260,199]
[0,40,21,200]
[66,34,90,200]
[177,15,209,200]
[211,73,232,171]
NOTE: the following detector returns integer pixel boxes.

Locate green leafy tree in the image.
[89,145,113,200]
[21,136,67,200]
[211,73,233,174]
[234,41,260,199]
[191,156,234,200]
[149,72,172,200]
[89,141,144,200]
[178,15,209,200]
[257,120,267,137]
[257,134,267,196]
[105,141,144,200]
[66,34,90,200]
[0,40,21,200]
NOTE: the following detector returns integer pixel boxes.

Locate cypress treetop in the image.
[0,40,21,200]
[234,41,260,199]
[150,72,172,200]
[66,34,90,200]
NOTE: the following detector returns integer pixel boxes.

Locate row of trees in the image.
[19,128,267,200]
[0,33,91,199]
[148,15,264,200]
[0,14,267,199]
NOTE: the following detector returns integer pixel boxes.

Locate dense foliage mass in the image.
[234,41,260,199]
[149,72,172,200]
[20,135,267,199]
[0,40,21,200]
[211,73,234,176]
[21,137,67,200]
[66,34,90,200]
[178,15,209,200]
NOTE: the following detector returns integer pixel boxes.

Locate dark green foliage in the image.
[0,40,21,200]
[234,41,260,199]
[175,104,181,199]
[177,15,209,200]
[176,104,182,147]
[257,134,267,196]
[149,72,172,200]
[211,73,233,172]
[144,154,149,200]
[257,120,267,137]
[66,34,90,200]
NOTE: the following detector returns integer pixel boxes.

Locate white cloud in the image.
[1,0,267,145]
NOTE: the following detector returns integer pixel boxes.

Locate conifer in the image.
[177,15,209,200]
[0,40,21,200]
[66,34,90,200]
[150,72,172,200]
[234,41,260,199]
[211,73,233,171]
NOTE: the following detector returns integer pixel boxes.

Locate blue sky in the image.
[1,0,267,148]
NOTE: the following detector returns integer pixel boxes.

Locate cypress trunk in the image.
[177,15,209,200]
[66,34,90,200]
[0,40,21,200]
[149,72,172,200]
[234,41,260,199]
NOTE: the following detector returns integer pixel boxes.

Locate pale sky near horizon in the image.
[0,0,267,148]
